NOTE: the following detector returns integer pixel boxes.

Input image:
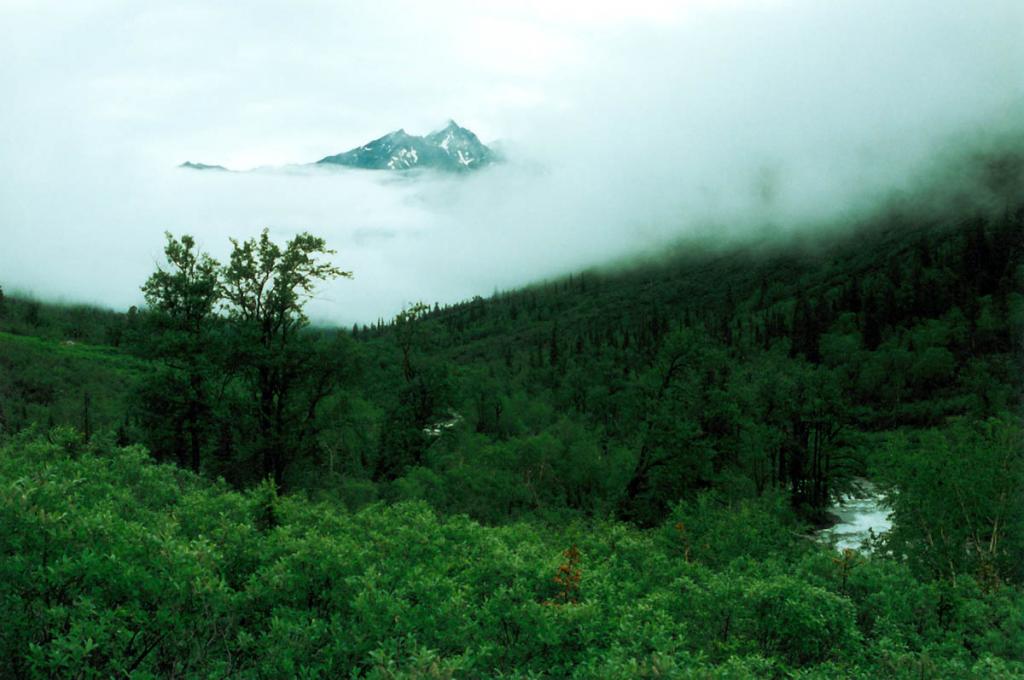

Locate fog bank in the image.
[1,1,1021,323]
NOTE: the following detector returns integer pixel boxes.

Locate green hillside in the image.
[0,331,147,436]
[0,154,1022,677]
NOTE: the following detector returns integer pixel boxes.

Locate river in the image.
[817,478,893,552]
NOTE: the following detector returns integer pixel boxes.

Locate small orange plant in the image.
[674,521,692,562]
[832,548,857,594]
[552,544,582,604]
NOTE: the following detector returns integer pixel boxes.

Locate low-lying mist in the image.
[0,0,1021,325]
[3,127,1020,327]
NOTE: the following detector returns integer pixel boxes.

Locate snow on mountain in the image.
[424,120,491,168]
[317,121,494,172]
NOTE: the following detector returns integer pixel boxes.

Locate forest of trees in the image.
[0,155,1021,676]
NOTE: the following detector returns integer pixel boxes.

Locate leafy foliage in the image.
[1,433,1021,678]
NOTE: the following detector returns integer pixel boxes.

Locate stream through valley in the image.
[817,478,893,552]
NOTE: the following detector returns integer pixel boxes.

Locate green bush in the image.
[1,432,1022,678]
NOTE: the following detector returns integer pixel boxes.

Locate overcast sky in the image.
[1,0,1022,323]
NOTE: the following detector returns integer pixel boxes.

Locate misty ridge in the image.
[182,119,497,173]
[4,122,1023,326]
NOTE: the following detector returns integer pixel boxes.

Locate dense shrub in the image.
[2,433,1022,678]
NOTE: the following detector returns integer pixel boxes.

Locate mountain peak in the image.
[179,161,228,172]
[317,121,494,172]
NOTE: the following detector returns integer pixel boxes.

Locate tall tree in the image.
[375,302,452,481]
[618,328,718,526]
[883,417,1023,585]
[220,229,351,488]
[140,234,221,471]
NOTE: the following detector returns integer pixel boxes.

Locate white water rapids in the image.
[817,479,893,552]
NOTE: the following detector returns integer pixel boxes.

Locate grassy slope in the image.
[0,331,147,433]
